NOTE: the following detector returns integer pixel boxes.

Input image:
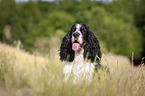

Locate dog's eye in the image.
[72,27,76,31]
[82,27,84,30]
[81,27,85,32]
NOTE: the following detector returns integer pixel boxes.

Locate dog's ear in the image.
[84,31,101,63]
[59,31,74,62]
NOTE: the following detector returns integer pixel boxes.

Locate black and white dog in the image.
[60,24,101,83]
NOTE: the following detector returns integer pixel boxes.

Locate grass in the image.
[0,41,145,96]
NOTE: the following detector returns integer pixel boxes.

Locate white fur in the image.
[63,49,95,84]
[71,24,83,44]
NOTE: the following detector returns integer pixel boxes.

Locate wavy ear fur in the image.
[84,31,101,63]
[59,31,74,62]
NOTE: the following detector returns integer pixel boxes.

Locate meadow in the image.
[0,0,145,96]
[0,38,144,96]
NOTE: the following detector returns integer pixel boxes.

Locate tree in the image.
[0,0,16,42]
[87,6,142,59]
[134,0,145,64]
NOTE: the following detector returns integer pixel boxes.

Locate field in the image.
[0,42,144,96]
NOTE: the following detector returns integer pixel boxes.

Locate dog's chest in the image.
[63,51,95,83]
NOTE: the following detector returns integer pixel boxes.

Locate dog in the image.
[59,24,101,83]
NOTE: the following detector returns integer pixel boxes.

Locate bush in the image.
[87,7,142,58]
[0,1,143,62]
[34,11,75,38]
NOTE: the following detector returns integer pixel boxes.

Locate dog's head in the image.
[70,24,89,51]
[60,23,101,62]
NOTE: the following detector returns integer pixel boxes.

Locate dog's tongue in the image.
[72,43,80,51]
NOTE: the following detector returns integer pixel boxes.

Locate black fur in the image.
[59,24,101,64]
[60,31,75,62]
[84,31,101,63]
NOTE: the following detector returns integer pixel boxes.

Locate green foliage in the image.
[0,0,144,61]
[0,1,42,51]
[87,6,142,58]
[134,0,145,63]
[0,0,16,40]
[11,1,42,51]
[34,11,74,38]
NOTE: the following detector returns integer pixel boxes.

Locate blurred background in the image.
[0,0,144,65]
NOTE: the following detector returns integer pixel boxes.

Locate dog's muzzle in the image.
[73,32,80,38]
[72,40,86,51]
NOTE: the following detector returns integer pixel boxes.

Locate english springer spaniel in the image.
[60,24,101,83]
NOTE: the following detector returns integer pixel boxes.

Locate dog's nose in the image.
[73,32,80,38]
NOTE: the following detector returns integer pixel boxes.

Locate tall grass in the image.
[0,39,144,96]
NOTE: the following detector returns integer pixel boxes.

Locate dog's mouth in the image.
[72,40,81,51]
